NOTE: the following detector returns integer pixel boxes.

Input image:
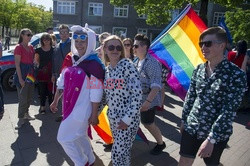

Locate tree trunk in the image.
[200,0,208,26]
[2,26,5,38]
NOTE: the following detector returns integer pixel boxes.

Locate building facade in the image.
[53,0,167,41]
[52,0,232,41]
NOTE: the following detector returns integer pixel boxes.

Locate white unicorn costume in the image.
[56,25,104,166]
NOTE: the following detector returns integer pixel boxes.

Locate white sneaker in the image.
[15,118,25,129]
[23,113,35,120]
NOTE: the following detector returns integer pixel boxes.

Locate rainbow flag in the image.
[93,106,113,144]
[149,4,207,100]
[26,73,36,84]
[93,106,148,145]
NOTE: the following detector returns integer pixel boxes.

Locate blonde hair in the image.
[103,35,125,66]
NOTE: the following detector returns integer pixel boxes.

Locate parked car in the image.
[0,32,60,91]
[0,31,99,91]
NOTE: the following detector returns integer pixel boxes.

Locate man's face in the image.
[59,28,70,42]
[133,40,147,57]
[199,34,225,61]
[74,34,88,55]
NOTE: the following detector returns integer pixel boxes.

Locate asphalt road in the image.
[0,88,249,166]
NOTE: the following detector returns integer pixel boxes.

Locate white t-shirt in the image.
[137,59,145,71]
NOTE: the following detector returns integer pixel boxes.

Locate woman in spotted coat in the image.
[102,35,142,166]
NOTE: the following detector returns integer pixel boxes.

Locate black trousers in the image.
[38,82,53,107]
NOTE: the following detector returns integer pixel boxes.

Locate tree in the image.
[0,0,52,36]
[0,0,16,36]
[111,0,247,26]
[225,8,250,45]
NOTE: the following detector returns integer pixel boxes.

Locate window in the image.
[112,27,127,38]
[114,5,129,18]
[137,28,147,36]
[213,12,225,26]
[88,3,103,16]
[57,1,75,14]
[138,14,147,19]
[89,25,102,34]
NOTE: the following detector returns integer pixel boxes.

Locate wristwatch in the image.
[207,137,216,144]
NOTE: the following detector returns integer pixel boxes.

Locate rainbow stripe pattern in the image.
[93,106,149,144]
[93,106,113,144]
[149,4,207,100]
[26,73,36,84]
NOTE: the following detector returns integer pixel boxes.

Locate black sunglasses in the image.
[124,44,131,47]
[25,34,33,37]
[199,40,222,48]
[107,45,122,51]
[133,44,139,48]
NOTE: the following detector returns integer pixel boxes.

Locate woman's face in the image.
[105,39,123,63]
[123,40,132,52]
[74,34,88,56]
[42,37,51,46]
[22,31,33,43]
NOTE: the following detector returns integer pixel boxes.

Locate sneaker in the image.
[40,110,46,115]
[23,113,35,120]
[150,142,166,155]
[15,118,25,129]
[55,115,63,122]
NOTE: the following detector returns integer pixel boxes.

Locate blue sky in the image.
[26,0,53,11]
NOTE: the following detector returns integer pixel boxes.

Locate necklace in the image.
[206,63,214,77]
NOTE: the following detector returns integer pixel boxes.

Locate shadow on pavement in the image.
[131,140,178,166]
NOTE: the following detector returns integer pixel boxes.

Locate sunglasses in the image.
[107,45,122,51]
[133,44,139,48]
[199,40,222,48]
[59,31,69,35]
[124,44,131,47]
[73,34,87,41]
[25,34,33,37]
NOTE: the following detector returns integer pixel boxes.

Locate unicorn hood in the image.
[70,24,96,57]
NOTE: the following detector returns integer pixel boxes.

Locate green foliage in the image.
[111,0,247,26]
[0,0,52,35]
[225,9,250,45]
[111,0,199,26]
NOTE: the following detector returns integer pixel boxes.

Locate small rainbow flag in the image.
[26,73,36,84]
[149,4,207,100]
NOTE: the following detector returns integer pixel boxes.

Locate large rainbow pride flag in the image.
[149,4,207,100]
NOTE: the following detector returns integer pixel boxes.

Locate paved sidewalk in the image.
[0,89,249,166]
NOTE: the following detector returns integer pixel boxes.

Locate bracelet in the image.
[146,99,152,103]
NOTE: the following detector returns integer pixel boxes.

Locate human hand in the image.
[140,101,151,112]
[51,75,56,83]
[180,122,184,134]
[50,101,58,113]
[89,113,99,126]
[117,120,128,130]
[198,139,214,158]
[19,79,25,87]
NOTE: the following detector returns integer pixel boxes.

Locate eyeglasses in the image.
[59,31,69,35]
[133,44,139,49]
[25,34,33,37]
[73,34,87,41]
[199,40,222,48]
[124,44,131,47]
[107,45,122,51]
[43,38,50,41]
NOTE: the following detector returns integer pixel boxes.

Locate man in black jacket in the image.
[52,24,71,122]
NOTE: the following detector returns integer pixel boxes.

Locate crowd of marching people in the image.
[0,23,249,166]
